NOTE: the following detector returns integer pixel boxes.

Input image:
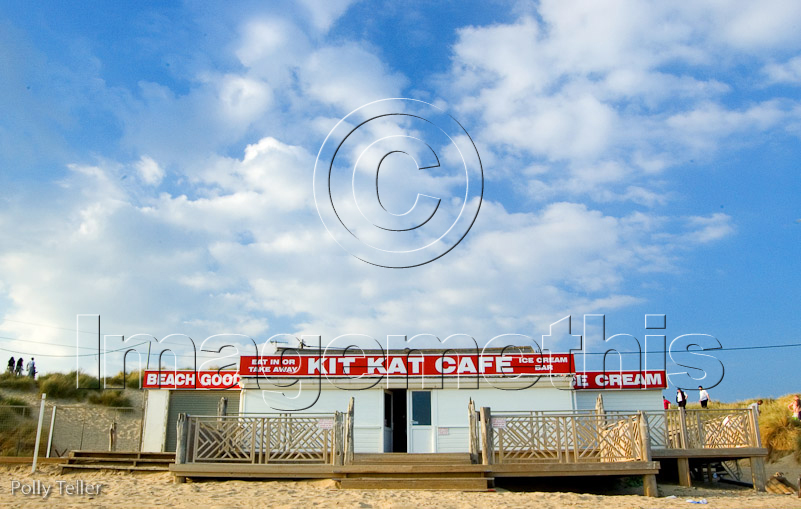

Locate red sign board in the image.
[239,353,574,377]
[572,371,667,390]
[142,370,240,390]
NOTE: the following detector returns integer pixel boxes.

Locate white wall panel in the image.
[575,390,663,412]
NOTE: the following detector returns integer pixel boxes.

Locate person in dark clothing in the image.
[676,388,687,408]
[7,357,14,373]
[15,358,23,376]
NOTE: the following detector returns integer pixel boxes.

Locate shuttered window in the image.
[165,391,240,451]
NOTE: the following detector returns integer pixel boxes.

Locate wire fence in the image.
[0,404,52,457]
[49,406,142,456]
[0,402,142,457]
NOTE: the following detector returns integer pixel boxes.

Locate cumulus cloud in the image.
[441,0,801,210]
[3,1,794,376]
[135,156,164,186]
[763,55,801,84]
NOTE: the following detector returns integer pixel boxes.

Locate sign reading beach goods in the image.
[239,353,574,377]
[142,370,240,390]
[572,371,667,390]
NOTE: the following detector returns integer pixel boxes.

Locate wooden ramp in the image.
[60,451,175,473]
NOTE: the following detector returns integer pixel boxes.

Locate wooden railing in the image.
[175,398,355,466]
[641,409,758,450]
[486,411,646,464]
[531,408,760,450]
[184,414,338,464]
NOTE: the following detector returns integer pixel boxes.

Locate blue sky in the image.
[1,1,800,402]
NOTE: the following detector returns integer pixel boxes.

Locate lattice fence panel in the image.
[189,414,335,464]
[494,413,643,464]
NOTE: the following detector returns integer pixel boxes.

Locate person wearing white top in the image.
[698,386,710,408]
[676,388,687,408]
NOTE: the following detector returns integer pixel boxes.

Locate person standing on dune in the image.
[789,395,801,419]
[699,386,710,408]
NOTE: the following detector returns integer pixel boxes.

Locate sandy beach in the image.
[1,463,801,509]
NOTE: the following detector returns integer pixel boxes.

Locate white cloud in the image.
[763,55,801,84]
[682,213,735,244]
[135,156,164,186]
[299,43,408,112]
[3,2,785,376]
[296,0,359,33]
[442,1,801,211]
[704,0,801,50]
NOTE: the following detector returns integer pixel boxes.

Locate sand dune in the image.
[1,464,800,508]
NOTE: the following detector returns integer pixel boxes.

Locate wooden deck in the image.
[651,447,767,460]
[169,452,660,490]
[168,404,766,494]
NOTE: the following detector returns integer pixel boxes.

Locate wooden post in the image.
[108,421,117,452]
[333,412,344,466]
[696,411,705,447]
[750,456,766,492]
[468,399,478,464]
[638,412,658,497]
[677,457,692,487]
[174,413,188,484]
[749,406,762,447]
[217,397,228,416]
[678,407,689,449]
[176,413,188,464]
[344,397,354,465]
[480,407,493,465]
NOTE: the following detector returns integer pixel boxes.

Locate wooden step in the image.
[353,453,472,464]
[339,476,493,490]
[337,464,489,475]
[341,471,488,479]
[60,464,168,473]
[67,456,172,465]
[69,451,175,460]
[60,451,174,474]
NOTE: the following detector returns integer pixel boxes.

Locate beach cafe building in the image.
[141,348,667,454]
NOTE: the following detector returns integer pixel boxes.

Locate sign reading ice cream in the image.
[572,370,667,390]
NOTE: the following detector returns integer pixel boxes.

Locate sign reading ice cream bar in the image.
[142,370,240,389]
[240,353,574,377]
[572,370,667,390]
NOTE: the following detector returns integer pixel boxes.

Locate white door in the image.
[408,390,434,453]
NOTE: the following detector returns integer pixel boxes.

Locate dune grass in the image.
[105,369,142,389]
[0,371,38,392]
[87,390,131,407]
[752,395,801,461]
[685,394,801,460]
[37,371,100,400]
